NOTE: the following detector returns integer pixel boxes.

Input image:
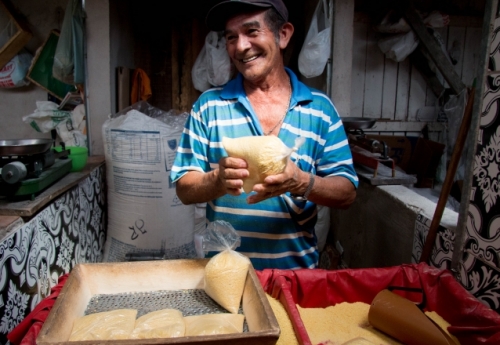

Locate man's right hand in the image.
[217,156,249,196]
[175,157,249,204]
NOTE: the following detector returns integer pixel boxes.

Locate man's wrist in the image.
[291,172,315,201]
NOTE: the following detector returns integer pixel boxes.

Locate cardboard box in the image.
[37,259,280,345]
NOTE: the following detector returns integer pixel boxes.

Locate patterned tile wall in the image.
[413,9,500,313]
[0,166,106,344]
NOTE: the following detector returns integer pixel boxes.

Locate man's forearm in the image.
[175,170,226,205]
[306,175,356,209]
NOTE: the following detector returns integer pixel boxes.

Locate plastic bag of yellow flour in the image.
[222,136,305,193]
[202,221,251,314]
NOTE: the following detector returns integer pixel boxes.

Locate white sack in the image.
[102,107,196,261]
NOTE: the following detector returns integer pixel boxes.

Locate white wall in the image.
[0,0,69,140]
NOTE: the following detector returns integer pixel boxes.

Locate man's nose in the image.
[235,35,251,52]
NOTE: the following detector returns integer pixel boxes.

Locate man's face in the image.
[224,10,284,84]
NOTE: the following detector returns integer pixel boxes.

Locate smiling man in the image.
[170,0,358,270]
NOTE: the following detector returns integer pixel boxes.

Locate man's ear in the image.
[279,22,294,49]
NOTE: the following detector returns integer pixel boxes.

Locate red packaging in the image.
[256,263,500,345]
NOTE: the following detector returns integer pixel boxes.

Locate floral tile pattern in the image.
[411,9,500,314]
[0,166,106,344]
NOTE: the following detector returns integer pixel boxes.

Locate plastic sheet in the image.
[256,263,500,345]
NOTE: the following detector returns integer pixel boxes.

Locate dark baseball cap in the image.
[206,0,289,31]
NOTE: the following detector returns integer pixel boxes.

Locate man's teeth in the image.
[242,56,258,63]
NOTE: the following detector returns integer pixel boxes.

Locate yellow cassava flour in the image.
[222,136,291,193]
[266,293,299,345]
[297,302,402,345]
[130,308,185,339]
[68,309,137,341]
[425,311,460,345]
[204,249,251,313]
[184,313,245,336]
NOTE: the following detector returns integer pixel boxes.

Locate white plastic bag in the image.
[378,30,419,62]
[191,31,232,92]
[192,45,211,92]
[298,0,332,78]
[22,101,72,133]
[205,31,232,86]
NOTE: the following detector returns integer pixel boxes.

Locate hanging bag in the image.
[191,31,232,92]
[298,0,332,78]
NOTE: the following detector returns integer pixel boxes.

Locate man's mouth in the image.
[241,55,259,63]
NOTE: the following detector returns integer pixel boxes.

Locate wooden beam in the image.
[401,2,466,95]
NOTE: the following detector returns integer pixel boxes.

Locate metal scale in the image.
[342,117,396,178]
[0,139,72,199]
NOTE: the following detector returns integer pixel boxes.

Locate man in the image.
[170,0,358,270]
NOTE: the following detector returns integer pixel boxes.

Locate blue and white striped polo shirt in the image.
[170,68,358,270]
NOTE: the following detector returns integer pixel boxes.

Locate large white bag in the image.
[298,0,332,78]
[102,102,196,261]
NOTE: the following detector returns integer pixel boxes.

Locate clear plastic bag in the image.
[298,0,332,78]
[52,0,85,84]
[202,221,251,314]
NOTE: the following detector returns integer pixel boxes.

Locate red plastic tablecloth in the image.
[8,274,69,345]
[9,263,500,345]
[256,263,500,345]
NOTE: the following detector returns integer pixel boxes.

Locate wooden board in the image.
[0,0,32,69]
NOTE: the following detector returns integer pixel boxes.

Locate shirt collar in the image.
[220,67,313,107]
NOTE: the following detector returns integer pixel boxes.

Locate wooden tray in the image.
[37,259,280,345]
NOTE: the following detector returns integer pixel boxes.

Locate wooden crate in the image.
[37,259,280,345]
[0,0,32,70]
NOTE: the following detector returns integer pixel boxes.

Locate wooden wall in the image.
[350,12,482,124]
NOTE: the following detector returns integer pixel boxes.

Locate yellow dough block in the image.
[130,309,185,339]
[184,313,245,336]
[68,309,137,341]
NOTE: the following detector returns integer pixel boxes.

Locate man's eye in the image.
[226,35,236,41]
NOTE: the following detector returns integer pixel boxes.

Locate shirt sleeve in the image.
[170,99,211,183]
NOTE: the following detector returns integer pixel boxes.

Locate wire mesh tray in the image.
[37,259,279,345]
[85,289,248,332]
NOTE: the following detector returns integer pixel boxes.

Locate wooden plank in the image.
[363,26,384,118]
[425,27,448,105]
[331,0,355,118]
[0,0,33,69]
[350,21,368,118]
[447,26,466,82]
[382,57,398,120]
[408,62,428,120]
[403,4,466,95]
[395,58,411,120]
[462,27,482,87]
[0,156,105,218]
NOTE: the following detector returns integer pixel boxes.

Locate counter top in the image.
[0,156,105,218]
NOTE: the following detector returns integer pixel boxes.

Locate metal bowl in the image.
[341,117,377,130]
[0,139,54,156]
